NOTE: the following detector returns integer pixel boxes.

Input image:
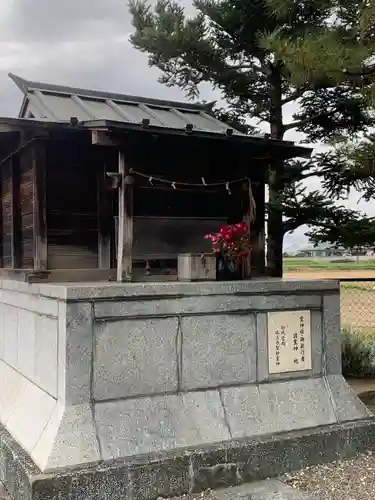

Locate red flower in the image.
[220,225,230,234]
[205,222,252,259]
[233,222,248,236]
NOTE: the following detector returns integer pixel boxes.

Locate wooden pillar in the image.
[116,150,134,282]
[10,155,21,269]
[97,163,112,269]
[32,141,47,271]
[250,180,266,276]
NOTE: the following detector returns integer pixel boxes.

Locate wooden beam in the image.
[32,141,48,271]
[92,130,117,146]
[97,163,112,269]
[10,154,21,269]
[116,150,134,282]
[0,268,117,283]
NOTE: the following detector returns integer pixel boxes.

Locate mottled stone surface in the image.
[94,294,322,319]
[17,309,36,382]
[0,277,338,300]
[34,315,58,398]
[57,278,340,300]
[6,379,56,455]
[32,403,100,471]
[3,418,375,500]
[181,314,256,390]
[64,302,93,405]
[1,305,18,368]
[327,375,374,422]
[221,378,336,439]
[94,318,178,400]
[95,390,230,460]
[323,293,341,374]
[0,277,370,500]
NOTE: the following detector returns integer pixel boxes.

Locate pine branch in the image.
[284,219,335,233]
[343,63,375,78]
[284,108,336,131]
[281,85,308,105]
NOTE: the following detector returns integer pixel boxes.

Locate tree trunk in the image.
[267,164,284,277]
[267,64,285,277]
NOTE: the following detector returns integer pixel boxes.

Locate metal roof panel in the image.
[33,93,90,121]
[9,73,210,112]
[81,99,125,121]
[9,73,245,136]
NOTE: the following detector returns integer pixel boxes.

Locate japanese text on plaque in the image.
[267,310,312,374]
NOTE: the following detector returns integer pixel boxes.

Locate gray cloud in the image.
[0,0,201,117]
[2,0,196,43]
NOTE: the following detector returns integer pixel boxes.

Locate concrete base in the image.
[0,278,374,499]
[2,418,375,500]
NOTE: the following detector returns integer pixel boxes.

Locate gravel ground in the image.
[284,451,375,500]
[169,452,375,500]
[0,485,8,500]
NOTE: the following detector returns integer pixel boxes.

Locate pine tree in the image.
[129,0,375,276]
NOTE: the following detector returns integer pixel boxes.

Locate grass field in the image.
[284,258,375,271]
[283,258,375,334]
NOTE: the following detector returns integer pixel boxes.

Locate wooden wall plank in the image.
[32,141,47,270]
[97,163,111,269]
[46,139,98,270]
[2,161,12,268]
[11,155,21,269]
[19,149,34,269]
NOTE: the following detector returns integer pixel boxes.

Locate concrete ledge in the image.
[0,278,339,301]
[1,419,375,500]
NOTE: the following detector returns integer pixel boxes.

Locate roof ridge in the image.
[8,73,208,111]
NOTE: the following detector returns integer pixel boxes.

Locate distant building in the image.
[295,245,348,258]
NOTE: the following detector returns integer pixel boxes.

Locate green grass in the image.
[341,282,375,291]
[342,328,375,377]
[283,258,375,271]
[342,325,375,337]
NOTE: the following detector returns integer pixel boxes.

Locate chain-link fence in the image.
[340,279,375,334]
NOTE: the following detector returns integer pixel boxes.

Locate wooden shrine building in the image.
[0,73,311,282]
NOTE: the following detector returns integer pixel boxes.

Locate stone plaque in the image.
[267,310,312,374]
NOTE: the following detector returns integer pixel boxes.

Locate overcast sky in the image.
[0,0,372,248]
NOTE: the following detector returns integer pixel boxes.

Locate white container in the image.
[177,253,216,281]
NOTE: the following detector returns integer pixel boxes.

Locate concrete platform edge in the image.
[2,418,375,500]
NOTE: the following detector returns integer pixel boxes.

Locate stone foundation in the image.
[0,278,374,499]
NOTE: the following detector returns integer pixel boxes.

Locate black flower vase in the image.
[216,254,242,281]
